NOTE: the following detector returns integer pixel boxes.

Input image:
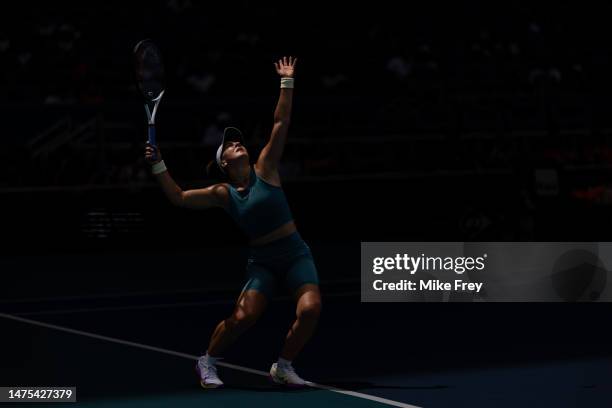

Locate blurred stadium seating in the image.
[2,1,612,249]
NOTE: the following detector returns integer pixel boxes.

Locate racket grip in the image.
[148,125,157,146]
[148,125,158,160]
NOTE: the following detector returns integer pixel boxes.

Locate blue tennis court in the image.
[2,274,611,407]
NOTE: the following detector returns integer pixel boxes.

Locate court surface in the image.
[2,284,611,408]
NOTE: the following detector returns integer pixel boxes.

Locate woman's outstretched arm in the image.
[255,56,297,183]
[145,143,228,209]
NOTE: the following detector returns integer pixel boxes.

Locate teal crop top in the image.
[224,167,294,240]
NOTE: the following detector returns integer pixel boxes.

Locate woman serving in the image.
[145,56,321,388]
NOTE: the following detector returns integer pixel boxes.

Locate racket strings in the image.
[134,40,165,101]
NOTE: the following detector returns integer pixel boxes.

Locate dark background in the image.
[1,1,611,402]
[3,1,612,248]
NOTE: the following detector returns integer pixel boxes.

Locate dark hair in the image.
[206,159,227,181]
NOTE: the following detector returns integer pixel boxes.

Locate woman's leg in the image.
[207,288,268,356]
[279,283,322,360]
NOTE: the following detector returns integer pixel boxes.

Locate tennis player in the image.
[145,56,321,388]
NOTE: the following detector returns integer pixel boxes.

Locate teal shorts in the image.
[242,232,319,299]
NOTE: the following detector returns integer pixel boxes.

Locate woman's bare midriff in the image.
[249,221,297,246]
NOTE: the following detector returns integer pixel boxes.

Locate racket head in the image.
[133,39,165,102]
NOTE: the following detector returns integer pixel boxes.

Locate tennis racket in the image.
[133,39,165,160]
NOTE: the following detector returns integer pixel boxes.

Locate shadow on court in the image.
[0,300,612,408]
[2,274,612,407]
[318,382,451,391]
[0,315,398,408]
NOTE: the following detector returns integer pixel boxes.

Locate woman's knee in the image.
[227,309,260,331]
[297,299,322,321]
[226,289,267,331]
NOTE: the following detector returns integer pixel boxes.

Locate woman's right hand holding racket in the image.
[145,143,162,165]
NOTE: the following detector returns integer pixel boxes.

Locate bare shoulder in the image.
[253,163,281,187]
[211,183,231,202]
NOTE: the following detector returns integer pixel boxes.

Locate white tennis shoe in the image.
[195,356,224,389]
[269,362,309,387]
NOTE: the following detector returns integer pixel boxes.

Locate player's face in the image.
[222,140,249,163]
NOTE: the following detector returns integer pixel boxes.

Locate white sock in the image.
[278,357,292,368]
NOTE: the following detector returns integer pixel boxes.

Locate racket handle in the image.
[148,125,157,146]
[148,125,158,160]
